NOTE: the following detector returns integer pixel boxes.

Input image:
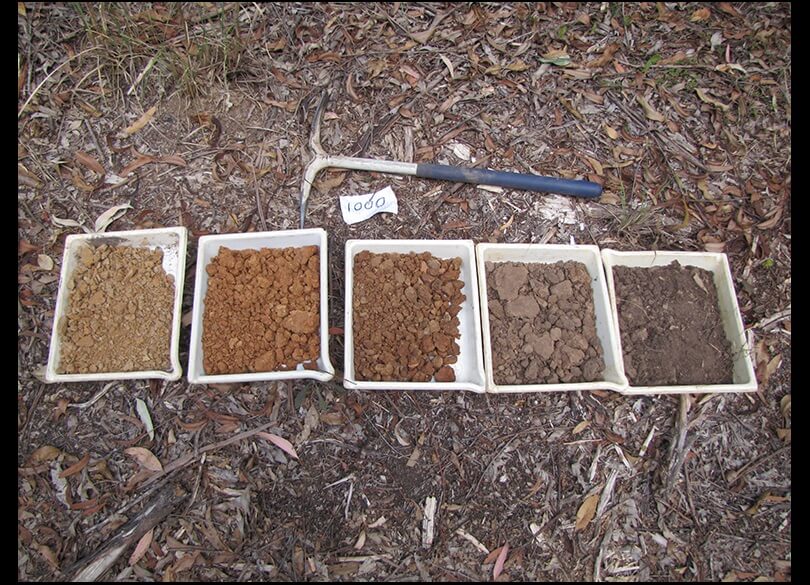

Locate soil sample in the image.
[486,261,604,385]
[202,246,320,375]
[57,244,175,373]
[353,251,465,383]
[612,261,733,385]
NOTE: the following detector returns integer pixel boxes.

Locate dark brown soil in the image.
[202,246,320,375]
[613,261,734,385]
[352,251,464,382]
[57,243,174,373]
[486,261,604,385]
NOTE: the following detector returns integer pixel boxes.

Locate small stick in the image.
[638,425,657,458]
[70,382,117,410]
[251,165,268,231]
[455,528,489,554]
[421,496,437,549]
[84,475,168,534]
[596,469,619,520]
[344,480,354,520]
[593,525,613,582]
[725,445,790,484]
[139,420,277,489]
[67,489,185,582]
[18,46,99,118]
[752,307,791,330]
[665,395,690,491]
[126,53,160,96]
[83,119,106,164]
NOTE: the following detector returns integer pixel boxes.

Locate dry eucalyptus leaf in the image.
[540,49,571,67]
[30,445,62,463]
[37,254,54,271]
[765,354,782,379]
[696,88,731,111]
[715,63,747,74]
[320,412,344,426]
[439,54,455,79]
[51,216,86,230]
[156,154,187,167]
[36,544,59,570]
[119,154,154,177]
[257,431,299,460]
[124,447,163,472]
[75,151,105,176]
[506,59,530,72]
[585,157,603,176]
[636,95,665,122]
[129,528,154,566]
[575,493,599,531]
[451,143,472,161]
[50,462,70,508]
[122,105,157,137]
[690,7,711,21]
[572,420,590,435]
[94,202,132,233]
[493,543,509,580]
[780,394,791,420]
[59,453,90,478]
[484,546,503,565]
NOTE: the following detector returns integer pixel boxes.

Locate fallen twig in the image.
[251,165,268,232]
[455,528,489,554]
[421,496,437,549]
[66,489,185,582]
[593,524,613,582]
[596,469,619,519]
[665,395,690,491]
[752,307,791,330]
[725,445,790,484]
[18,46,99,118]
[139,420,277,489]
[69,382,117,410]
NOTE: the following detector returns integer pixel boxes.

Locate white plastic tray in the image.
[601,249,757,395]
[476,243,628,393]
[187,228,334,384]
[45,227,188,383]
[344,239,486,393]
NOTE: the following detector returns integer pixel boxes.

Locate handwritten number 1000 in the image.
[348,196,387,212]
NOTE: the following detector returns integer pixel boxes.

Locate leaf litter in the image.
[18,2,790,582]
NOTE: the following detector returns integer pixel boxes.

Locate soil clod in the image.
[353,251,464,382]
[57,244,175,374]
[202,246,320,375]
[486,261,604,385]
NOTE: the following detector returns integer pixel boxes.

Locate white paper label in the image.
[340,186,398,225]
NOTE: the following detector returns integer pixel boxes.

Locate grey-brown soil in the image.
[202,246,320,375]
[353,251,464,382]
[57,244,174,373]
[613,261,734,386]
[486,261,604,385]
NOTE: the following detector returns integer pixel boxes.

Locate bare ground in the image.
[18,3,790,581]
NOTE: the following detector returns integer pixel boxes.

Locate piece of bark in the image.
[66,489,185,582]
